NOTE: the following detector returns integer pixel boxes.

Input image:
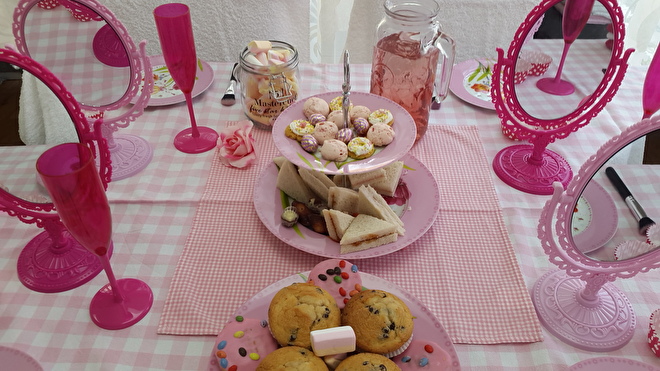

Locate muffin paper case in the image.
[649,309,660,357]
[519,50,552,76]
[514,59,532,85]
[646,224,660,246]
[614,240,656,260]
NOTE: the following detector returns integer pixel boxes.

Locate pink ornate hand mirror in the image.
[0,48,112,293]
[12,0,154,181]
[533,45,660,352]
[491,0,634,195]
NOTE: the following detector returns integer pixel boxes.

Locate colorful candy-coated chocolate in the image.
[300,134,318,152]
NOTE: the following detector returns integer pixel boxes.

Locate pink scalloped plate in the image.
[132,55,214,106]
[449,59,496,110]
[272,91,416,175]
[0,346,43,371]
[254,153,440,259]
[231,271,461,370]
[571,180,618,254]
[568,356,659,371]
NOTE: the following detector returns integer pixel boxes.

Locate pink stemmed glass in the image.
[36,143,153,330]
[537,0,596,95]
[642,43,660,119]
[154,3,218,153]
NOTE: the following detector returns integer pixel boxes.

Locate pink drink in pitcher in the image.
[371,33,439,141]
[369,0,455,143]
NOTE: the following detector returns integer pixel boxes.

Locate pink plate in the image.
[449,59,496,110]
[232,271,461,370]
[254,153,440,259]
[571,180,618,254]
[272,91,416,175]
[0,346,44,371]
[133,55,214,106]
[567,356,659,371]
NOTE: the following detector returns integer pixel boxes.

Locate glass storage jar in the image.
[238,40,300,130]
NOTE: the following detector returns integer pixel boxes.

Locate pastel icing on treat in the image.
[329,96,352,112]
[353,117,370,136]
[336,128,354,143]
[368,108,394,126]
[320,139,348,162]
[367,123,395,146]
[309,113,327,125]
[213,317,278,371]
[285,120,315,141]
[341,289,414,355]
[309,259,363,308]
[392,340,453,369]
[335,353,401,371]
[256,346,329,371]
[347,137,375,160]
[349,105,371,122]
[303,97,330,119]
[300,134,319,153]
[310,326,356,357]
[313,121,339,145]
[267,282,341,349]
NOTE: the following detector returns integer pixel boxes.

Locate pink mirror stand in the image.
[13,0,154,181]
[0,48,112,293]
[491,0,633,195]
[533,115,660,352]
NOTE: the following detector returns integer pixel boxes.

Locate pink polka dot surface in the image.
[308,259,362,309]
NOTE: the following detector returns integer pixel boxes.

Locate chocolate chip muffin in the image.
[268,282,341,349]
[256,346,329,371]
[341,289,414,355]
[335,352,401,371]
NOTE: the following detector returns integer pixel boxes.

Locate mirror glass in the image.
[514,0,612,120]
[21,0,131,107]
[571,131,660,261]
[0,61,77,205]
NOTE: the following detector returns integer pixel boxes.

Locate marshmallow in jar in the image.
[238,40,300,130]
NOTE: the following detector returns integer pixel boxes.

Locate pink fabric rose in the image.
[217,121,257,168]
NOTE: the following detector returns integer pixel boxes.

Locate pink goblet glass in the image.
[36,143,152,330]
[154,3,218,153]
[537,0,596,96]
[642,42,660,119]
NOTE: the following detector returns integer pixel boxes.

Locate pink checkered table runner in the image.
[157,124,544,345]
[1,46,660,369]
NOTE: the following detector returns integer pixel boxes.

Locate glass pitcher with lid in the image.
[370,0,455,142]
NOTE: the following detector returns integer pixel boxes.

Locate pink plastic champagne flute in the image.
[642,43,660,119]
[537,0,596,95]
[154,3,218,153]
[36,143,153,330]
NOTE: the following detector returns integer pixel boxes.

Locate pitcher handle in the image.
[433,32,456,103]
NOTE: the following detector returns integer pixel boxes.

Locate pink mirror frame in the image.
[12,0,154,181]
[0,48,112,293]
[491,0,634,195]
[533,115,660,352]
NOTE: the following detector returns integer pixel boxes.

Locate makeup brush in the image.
[605,166,656,234]
[221,63,238,106]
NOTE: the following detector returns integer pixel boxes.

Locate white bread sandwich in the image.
[339,214,398,253]
[357,185,405,236]
[298,167,336,202]
[322,209,355,242]
[348,167,386,189]
[327,186,359,215]
[369,161,404,196]
[276,160,315,205]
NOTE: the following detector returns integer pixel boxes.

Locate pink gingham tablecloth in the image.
[157,124,543,344]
